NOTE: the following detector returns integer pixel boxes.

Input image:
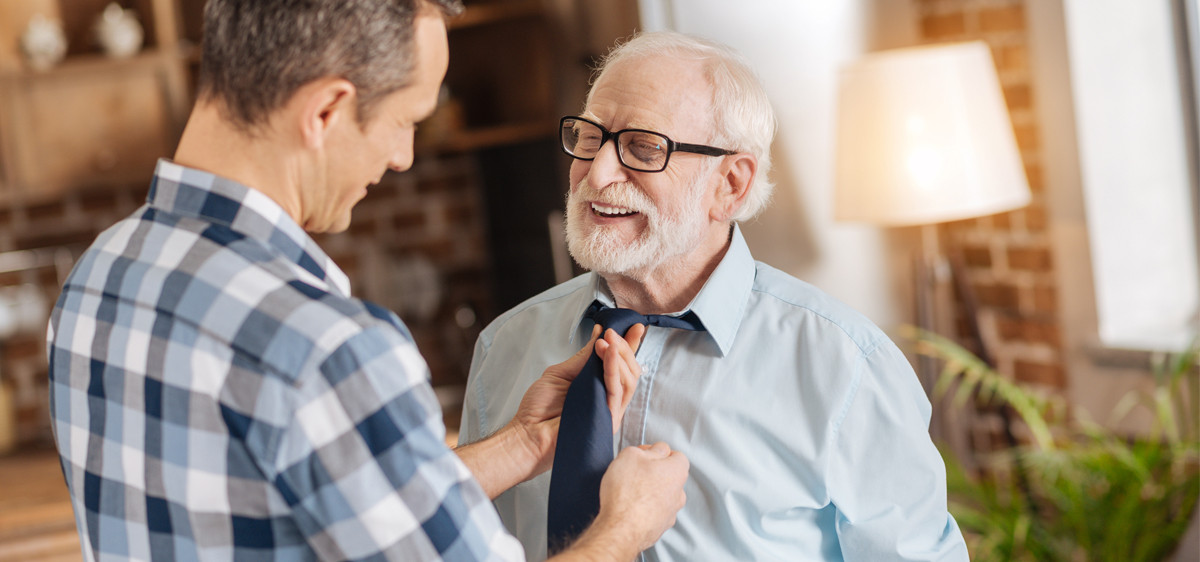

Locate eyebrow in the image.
[578,112,666,134]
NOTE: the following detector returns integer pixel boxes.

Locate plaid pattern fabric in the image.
[47,160,523,561]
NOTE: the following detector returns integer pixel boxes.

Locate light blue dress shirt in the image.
[460,225,968,561]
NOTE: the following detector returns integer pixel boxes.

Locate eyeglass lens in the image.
[561,118,670,172]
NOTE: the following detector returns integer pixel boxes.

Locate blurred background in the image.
[0,0,1196,560]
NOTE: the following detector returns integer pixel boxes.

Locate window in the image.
[1058,0,1199,352]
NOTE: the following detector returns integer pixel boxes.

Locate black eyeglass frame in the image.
[559,116,737,173]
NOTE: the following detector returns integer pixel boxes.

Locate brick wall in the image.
[0,154,491,448]
[917,0,1066,389]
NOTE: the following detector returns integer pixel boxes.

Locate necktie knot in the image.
[585,301,706,336]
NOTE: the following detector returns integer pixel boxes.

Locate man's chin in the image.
[567,236,652,276]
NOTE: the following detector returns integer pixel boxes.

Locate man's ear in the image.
[710,153,757,222]
[293,77,358,149]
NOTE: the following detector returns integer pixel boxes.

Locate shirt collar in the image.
[147,159,352,297]
[571,224,755,357]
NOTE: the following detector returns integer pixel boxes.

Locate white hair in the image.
[587,30,778,221]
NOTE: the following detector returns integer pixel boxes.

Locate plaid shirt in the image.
[48,160,523,561]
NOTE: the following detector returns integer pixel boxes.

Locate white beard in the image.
[564,175,709,277]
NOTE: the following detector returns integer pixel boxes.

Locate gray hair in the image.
[588,31,777,221]
[198,0,463,134]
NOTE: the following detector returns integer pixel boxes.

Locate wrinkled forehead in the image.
[584,54,716,137]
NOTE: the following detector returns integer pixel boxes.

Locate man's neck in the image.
[602,223,733,314]
[172,101,306,225]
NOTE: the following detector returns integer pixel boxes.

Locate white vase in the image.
[19,13,67,71]
[95,2,144,59]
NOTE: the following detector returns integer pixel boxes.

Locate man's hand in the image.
[457,323,648,499]
[554,442,690,561]
[507,323,647,476]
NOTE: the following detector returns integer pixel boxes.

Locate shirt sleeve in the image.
[827,339,969,561]
[458,332,489,448]
[269,323,524,561]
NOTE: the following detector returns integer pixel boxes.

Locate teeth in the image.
[592,202,636,217]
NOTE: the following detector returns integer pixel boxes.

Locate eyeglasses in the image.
[559,116,736,173]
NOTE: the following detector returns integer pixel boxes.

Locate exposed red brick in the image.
[943,219,972,238]
[1013,123,1039,151]
[37,268,60,287]
[417,239,456,259]
[1024,205,1047,231]
[961,245,993,268]
[996,44,1029,72]
[974,282,1020,309]
[921,12,966,38]
[992,211,1013,231]
[331,253,359,274]
[16,403,43,427]
[444,201,477,224]
[1008,246,1053,271]
[1033,284,1058,314]
[995,313,1021,341]
[1033,321,1062,348]
[1024,163,1044,192]
[77,188,121,214]
[1014,359,1065,388]
[980,5,1026,33]
[15,231,96,251]
[1,336,43,362]
[23,201,67,223]
[417,174,471,195]
[393,210,427,230]
[346,217,379,237]
[995,314,1061,348]
[1003,84,1032,111]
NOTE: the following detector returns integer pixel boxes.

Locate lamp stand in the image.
[913,224,964,449]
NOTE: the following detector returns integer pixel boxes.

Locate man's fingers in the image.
[602,345,627,432]
[626,323,646,354]
[548,325,602,382]
[598,328,644,433]
[646,441,671,456]
[583,324,601,354]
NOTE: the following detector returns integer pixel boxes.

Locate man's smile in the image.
[591,202,639,218]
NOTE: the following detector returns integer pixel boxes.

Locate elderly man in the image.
[460,31,968,561]
[46,2,689,560]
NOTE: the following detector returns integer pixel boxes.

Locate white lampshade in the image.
[834,41,1031,226]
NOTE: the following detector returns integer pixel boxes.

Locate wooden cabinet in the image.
[418,0,560,155]
[0,0,191,204]
[0,53,184,201]
[432,1,571,311]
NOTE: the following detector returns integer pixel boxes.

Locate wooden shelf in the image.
[419,120,555,154]
[448,0,544,31]
[0,49,174,80]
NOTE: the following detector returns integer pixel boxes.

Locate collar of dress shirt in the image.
[572,223,755,357]
[147,158,352,297]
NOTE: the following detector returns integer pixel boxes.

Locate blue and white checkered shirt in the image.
[48,160,524,561]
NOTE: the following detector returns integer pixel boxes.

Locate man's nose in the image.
[389,143,414,173]
[586,140,631,190]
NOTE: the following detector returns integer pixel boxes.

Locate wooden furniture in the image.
[437,0,570,312]
[0,0,190,204]
[0,0,563,204]
[0,448,81,562]
[424,0,560,154]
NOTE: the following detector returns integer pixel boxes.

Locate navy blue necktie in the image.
[547,300,705,551]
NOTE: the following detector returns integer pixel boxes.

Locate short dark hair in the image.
[197,0,463,133]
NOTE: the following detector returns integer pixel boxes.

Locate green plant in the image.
[907,327,1200,562]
